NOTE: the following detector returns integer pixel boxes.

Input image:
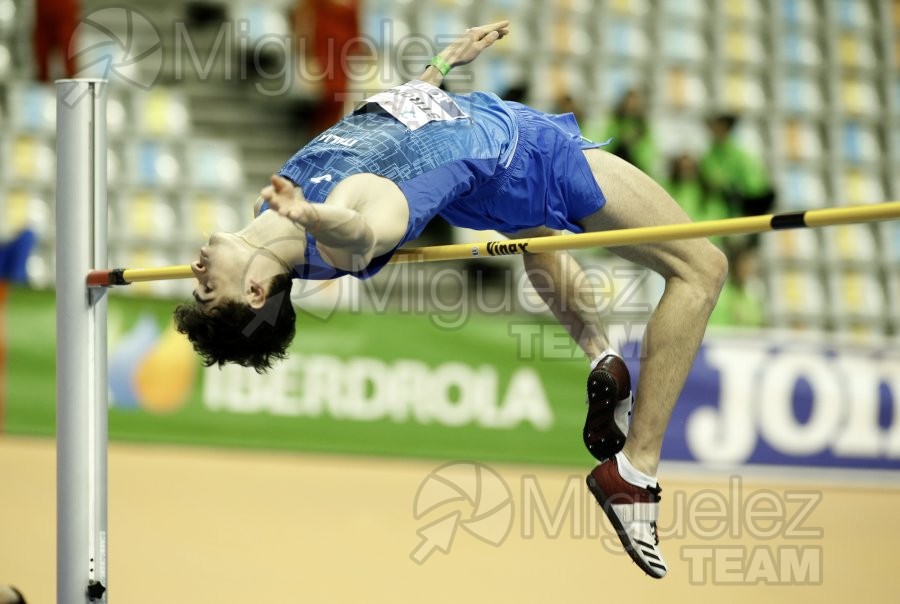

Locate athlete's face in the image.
[190,232,248,308]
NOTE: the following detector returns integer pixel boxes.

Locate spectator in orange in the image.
[294,0,362,133]
[33,0,80,81]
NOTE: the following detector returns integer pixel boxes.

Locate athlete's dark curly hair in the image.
[173,273,296,373]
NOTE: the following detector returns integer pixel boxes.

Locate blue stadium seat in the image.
[473,57,524,97]
[184,140,244,191]
[779,167,828,210]
[418,9,468,47]
[126,140,181,188]
[780,0,819,28]
[362,2,411,49]
[780,31,823,68]
[233,2,290,47]
[834,0,874,30]
[841,122,881,164]
[602,19,649,61]
[660,26,707,63]
[658,0,707,22]
[6,82,55,134]
[596,64,643,106]
[779,75,825,114]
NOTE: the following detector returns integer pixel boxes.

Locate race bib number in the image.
[361,80,468,131]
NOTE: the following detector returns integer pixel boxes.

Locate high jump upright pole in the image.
[56,79,109,603]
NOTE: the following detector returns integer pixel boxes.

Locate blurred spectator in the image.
[664,153,730,248]
[0,585,26,604]
[33,0,80,82]
[554,93,584,125]
[0,231,37,284]
[501,82,530,104]
[584,88,657,177]
[709,242,765,328]
[665,153,729,222]
[700,114,775,218]
[294,0,361,133]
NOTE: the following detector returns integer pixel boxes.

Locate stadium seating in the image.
[0,0,894,335]
[767,267,828,329]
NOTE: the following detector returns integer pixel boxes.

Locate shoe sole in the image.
[586,472,666,579]
[583,370,627,461]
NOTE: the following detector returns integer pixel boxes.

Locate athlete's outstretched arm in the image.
[419,21,510,88]
[263,174,409,272]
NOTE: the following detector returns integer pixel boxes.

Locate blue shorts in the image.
[438,102,607,235]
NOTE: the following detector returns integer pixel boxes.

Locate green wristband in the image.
[429,55,452,76]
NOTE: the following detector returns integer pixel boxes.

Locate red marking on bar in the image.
[86,270,110,288]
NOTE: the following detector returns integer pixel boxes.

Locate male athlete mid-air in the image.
[175,21,728,578]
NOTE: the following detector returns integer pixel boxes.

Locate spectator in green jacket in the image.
[700,114,775,218]
[665,154,728,221]
[664,153,730,248]
[709,242,765,328]
[583,88,657,177]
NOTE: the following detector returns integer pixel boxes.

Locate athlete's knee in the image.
[683,242,728,304]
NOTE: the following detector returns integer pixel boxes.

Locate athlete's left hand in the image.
[263,175,320,231]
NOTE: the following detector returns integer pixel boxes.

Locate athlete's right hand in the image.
[263,175,320,232]
[440,20,510,68]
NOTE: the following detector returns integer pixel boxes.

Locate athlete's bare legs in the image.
[576,149,727,476]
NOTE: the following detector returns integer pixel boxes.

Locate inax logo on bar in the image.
[485,241,529,256]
